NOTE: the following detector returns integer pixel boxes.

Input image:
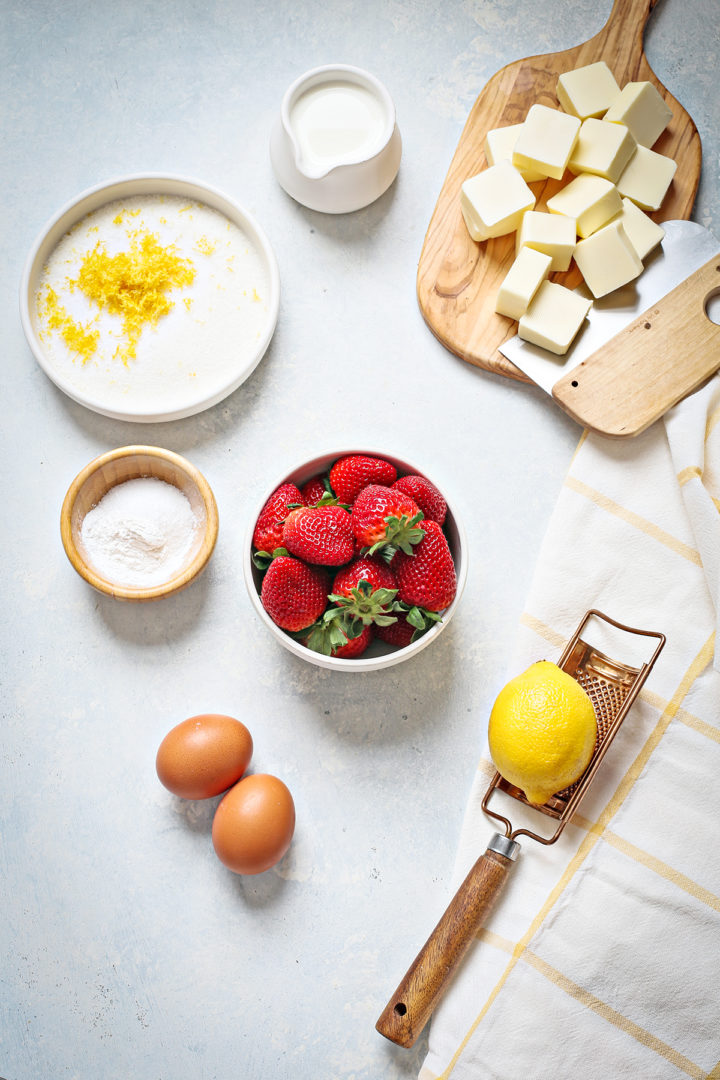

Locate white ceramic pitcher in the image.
[270,64,402,214]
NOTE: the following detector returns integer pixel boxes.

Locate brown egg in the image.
[211,773,295,875]
[155,714,253,800]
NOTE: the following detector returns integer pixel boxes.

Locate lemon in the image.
[488,660,597,805]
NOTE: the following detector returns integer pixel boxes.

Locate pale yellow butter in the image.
[568,118,637,183]
[556,61,621,119]
[516,210,577,271]
[495,246,553,321]
[512,104,581,181]
[573,219,643,298]
[616,144,677,211]
[546,173,622,239]
[460,162,536,241]
[604,81,673,148]
[484,124,545,183]
[518,280,592,355]
[609,197,665,261]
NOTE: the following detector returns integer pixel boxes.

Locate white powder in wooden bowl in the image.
[81,477,198,588]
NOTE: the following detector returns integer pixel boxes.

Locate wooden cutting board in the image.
[417,0,702,382]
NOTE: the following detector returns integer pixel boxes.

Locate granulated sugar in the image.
[81,477,198,588]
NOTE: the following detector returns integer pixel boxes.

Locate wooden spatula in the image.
[416,0,702,382]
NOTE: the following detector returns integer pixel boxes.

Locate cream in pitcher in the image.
[270,64,402,213]
[289,79,388,172]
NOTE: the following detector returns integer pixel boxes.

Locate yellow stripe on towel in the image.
[522,950,707,1080]
[519,612,567,650]
[470,929,709,1078]
[569,816,720,915]
[677,465,703,486]
[564,475,702,566]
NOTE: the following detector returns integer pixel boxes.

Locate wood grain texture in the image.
[375,848,515,1048]
[417,0,702,382]
[552,255,720,436]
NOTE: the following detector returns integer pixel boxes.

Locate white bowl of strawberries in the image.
[244,450,467,671]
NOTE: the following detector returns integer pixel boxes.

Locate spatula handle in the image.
[375,835,520,1048]
[552,255,720,438]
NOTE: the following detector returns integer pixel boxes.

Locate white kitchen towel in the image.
[420,376,720,1080]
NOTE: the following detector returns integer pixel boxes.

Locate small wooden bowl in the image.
[61,445,219,601]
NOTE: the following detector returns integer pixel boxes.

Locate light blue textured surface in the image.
[1,2,717,1078]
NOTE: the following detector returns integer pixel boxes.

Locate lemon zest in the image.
[39,286,100,364]
[195,236,216,256]
[70,229,196,366]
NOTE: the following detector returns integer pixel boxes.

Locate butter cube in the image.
[609,197,665,260]
[516,210,577,271]
[604,81,673,147]
[616,144,677,211]
[484,124,545,182]
[556,61,621,119]
[568,118,637,183]
[546,173,622,239]
[460,162,536,241]
[512,104,581,180]
[518,280,592,355]
[573,219,643,298]
[495,247,553,320]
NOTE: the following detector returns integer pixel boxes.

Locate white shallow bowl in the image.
[244,449,468,672]
[20,173,280,423]
[270,64,402,214]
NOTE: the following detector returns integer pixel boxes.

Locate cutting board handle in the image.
[375,841,518,1048]
[552,256,720,437]
[598,0,658,52]
[587,0,668,83]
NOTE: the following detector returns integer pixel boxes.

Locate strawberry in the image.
[351,484,425,555]
[283,505,354,566]
[375,615,417,649]
[260,556,329,632]
[253,482,304,553]
[329,454,397,505]
[301,608,371,657]
[301,475,330,506]
[329,557,400,627]
[392,519,457,612]
[392,474,447,525]
[375,606,442,647]
[332,623,374,658]
[331,556,397,598]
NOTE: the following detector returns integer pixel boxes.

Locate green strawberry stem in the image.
[365,512,425,557]
[327,580,402,627]
[252,547,289,571]
[400,604,444,632]
[298,608,364,656]
[316,491,350,509]
[289,491,350,510]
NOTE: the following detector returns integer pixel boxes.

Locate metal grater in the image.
[376,609,666,1048]
[482,610,665,843]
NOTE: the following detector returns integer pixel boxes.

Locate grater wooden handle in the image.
[375,837,519,1048]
